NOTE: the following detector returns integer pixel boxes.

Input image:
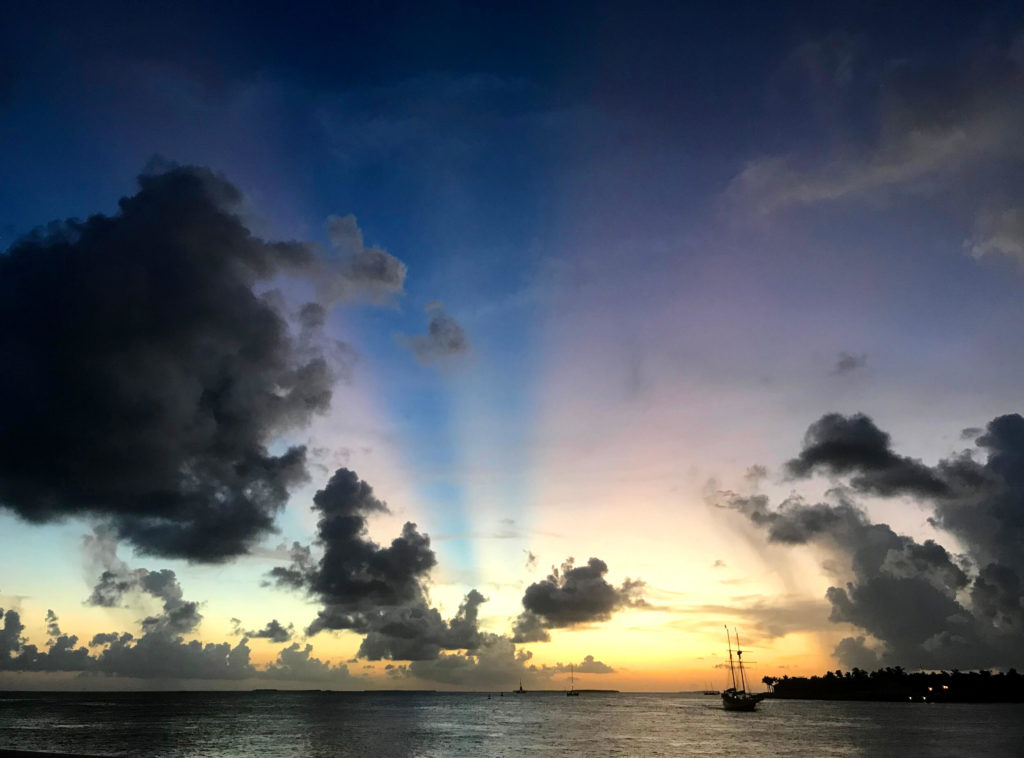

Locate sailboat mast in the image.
[724,625,738,690]
[734,629,747,692]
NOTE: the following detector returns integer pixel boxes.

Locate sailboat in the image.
[514,679,526,694]
[721,626,765,712]
[566,663,580,696]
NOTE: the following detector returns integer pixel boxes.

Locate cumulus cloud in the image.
[399,301,470,365]
[0,164,406,562]
[0,609,93,673]
[261,642,357,683]
[573,654,615,674]
[512,557,646,643]
[84,528,202,636]
[1,605,353,685]
[269,467,488,661]
[232,619,294,643]
[399,636,617,688]
[785,413,948,497]
[721,411,1024,669]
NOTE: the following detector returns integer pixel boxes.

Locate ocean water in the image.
[1,691,1022,757]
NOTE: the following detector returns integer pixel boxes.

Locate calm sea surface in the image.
[1,691,1022,757]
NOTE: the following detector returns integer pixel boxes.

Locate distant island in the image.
[763,667,1024,703]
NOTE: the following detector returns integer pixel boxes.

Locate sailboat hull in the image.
[721,689,764,711]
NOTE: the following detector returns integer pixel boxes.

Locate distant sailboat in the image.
[721,627,765,712]
[566,663,580,696]
[514,680,526,694]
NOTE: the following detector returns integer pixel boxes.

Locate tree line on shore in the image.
[761,667,1024,702]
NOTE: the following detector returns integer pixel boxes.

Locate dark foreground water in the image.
[2,691,1023,757]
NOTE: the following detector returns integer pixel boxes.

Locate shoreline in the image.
[0,751,117,758]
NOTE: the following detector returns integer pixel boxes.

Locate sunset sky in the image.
[2,1,1024,691]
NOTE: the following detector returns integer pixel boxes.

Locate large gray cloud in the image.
[84,529,202,635]
[785,413,948,497]
[269,467,487,661]
[723,411,1024,669]
[512,557,646,643]
[930,414,1024,581]
[0,165,404,562]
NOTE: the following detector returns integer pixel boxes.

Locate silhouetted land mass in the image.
[763,667,1024,702]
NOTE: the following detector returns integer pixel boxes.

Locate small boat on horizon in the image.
[566,664,580,696]
[721,626,765,712]
[514,680,526,694]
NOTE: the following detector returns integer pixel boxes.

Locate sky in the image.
[2,1,1024,692]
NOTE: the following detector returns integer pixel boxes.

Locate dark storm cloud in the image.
[84,531,202,636]
[785,413,948,497]
[832,352,866,375]
[399,301,470,365]
[970,563,1024,629]
[269,467,488,661]
[722,411,1024,669]
[930,414,1024,577]
[234,619,294,643]
[831,636,880,670]
[722,488,995,667]
[356,589,486,661]
[0,165,378,561]
[272,468,435,629]
[512,557,646,643]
